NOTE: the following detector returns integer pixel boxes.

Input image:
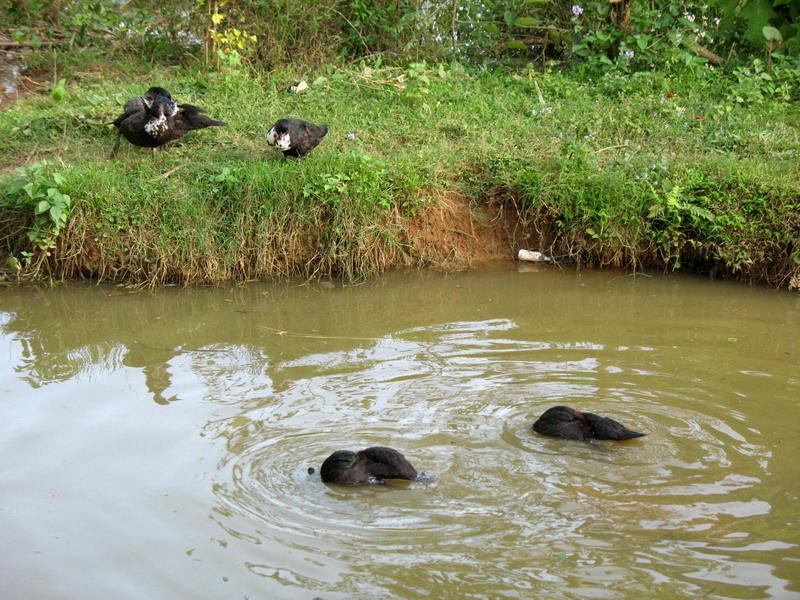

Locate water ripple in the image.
[201,317,796,598]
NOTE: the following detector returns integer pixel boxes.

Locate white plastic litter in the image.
[517,249,551,263]
[290,80,309,94]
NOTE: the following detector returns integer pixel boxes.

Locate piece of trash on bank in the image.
[518,249,551,263]
[290,80,309,94]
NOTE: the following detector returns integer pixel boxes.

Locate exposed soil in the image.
[405,191,537,270]
[2,192,539,286]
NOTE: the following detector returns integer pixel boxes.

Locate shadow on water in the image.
[1,268,799,598]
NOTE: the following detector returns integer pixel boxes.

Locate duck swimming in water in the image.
[111,95,225,157]
[532,406,646,441]
[320,446,418,486]
[267,118,328,157]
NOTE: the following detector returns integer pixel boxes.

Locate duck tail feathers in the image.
[186,114,227,129]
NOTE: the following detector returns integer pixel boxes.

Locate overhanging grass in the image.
[1,60,798,286]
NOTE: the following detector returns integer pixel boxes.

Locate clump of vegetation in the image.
[1,161,72,274]
[1,60,797,287]
[1,1,798,287]
[487,156,799,287]
[3,1,798,70]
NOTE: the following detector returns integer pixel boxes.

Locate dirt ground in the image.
[405,191,538,270]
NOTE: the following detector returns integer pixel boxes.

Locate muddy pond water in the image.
[1,267,799,599]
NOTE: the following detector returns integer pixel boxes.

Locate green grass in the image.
[1,58,799,286]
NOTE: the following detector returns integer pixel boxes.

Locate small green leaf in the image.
[6,256,21,271]
[740,0,778,44]
[514,16,540,27]
[49,205,62,223]
[51,79,67,102]
[52,173,65,185]
[506,40,528,51]
[504,11,517,27]
[4,177,27,195]
[762,25,782,42]
[36,200,50,214]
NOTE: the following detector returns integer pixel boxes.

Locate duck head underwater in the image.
[318,446,418,486]
[267,118,328,158]
[111,87,225,157]
[532,406,646,442]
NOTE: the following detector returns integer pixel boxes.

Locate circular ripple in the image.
[203,318,787,597]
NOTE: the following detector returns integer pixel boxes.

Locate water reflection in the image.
[1,269,799,598]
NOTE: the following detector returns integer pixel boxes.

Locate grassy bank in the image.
[1,58,799,287]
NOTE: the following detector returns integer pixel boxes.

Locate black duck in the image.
[266,118,328,157]
[532,406,646,441]
[111,86,172,156]
[319,446,417,486]
[111,95,225,156]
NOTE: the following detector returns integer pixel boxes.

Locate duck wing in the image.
[533,417,591,440]
[532,405,592,440]
[584,412,645,440]
[112,107,143,128]
[123,96,146,114]
[175,104,226,131]
[114,112,162,148]
[289,122,328,155]
[357,446,417,481]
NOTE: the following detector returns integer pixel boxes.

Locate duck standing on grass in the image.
[532,406,646,441]
[110,86,173,155]
[111,92,226,157]
[319,446,418,486]
[267,118,328,157]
